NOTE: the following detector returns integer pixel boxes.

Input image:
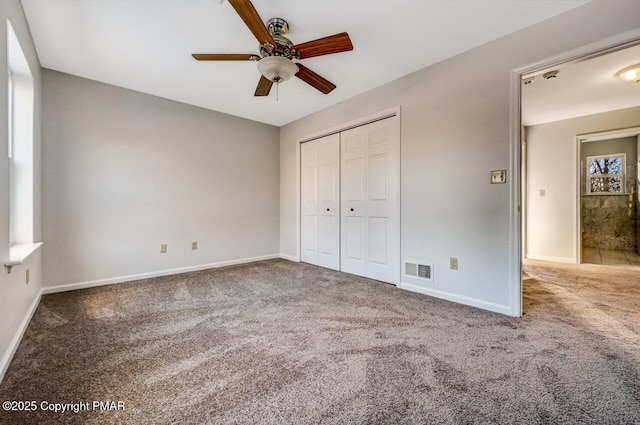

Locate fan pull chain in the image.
[276,80,279,101]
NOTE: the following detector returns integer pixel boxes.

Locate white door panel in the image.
[368,129,388,148]
[344,134,364,152]
[341,117,399,284]
[301,134,340,271]
[302,215,318,256]
[344,158,364,202]
[368,154,388,201]
[369,217,388,265]
[319,164,336,202]
[301,141,319,265]
[345,216,365,262]
[302,116,398,282]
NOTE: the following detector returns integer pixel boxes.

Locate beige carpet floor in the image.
[0,259,638,424]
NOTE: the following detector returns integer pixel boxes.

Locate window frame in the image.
[585,153,626,195]
[8,69,13,244]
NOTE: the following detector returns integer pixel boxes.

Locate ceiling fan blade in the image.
[228,0,275,46]
[292,32,353,59]
[255,75,273,96]
[295,64,336,94]
[192,53,259,61]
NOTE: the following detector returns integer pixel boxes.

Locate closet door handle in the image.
[350,208,354,212]
[326,208,330,212]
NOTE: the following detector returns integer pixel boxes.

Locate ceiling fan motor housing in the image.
[260,18,298,59]
[267,18,288,36]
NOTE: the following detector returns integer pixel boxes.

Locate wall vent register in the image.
[405,261,433,281]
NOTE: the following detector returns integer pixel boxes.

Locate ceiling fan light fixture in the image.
[617,64,640,83]
[257,56,298,83]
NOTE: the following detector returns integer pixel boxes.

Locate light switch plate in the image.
[491,170,507,184]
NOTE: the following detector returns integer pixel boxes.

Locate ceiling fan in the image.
[192,0,353,97]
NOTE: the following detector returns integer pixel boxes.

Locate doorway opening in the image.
[517,36,640,316]
[578,128,640,267]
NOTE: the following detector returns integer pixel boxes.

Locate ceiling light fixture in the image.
[257,56,299,84]
[617,64,640,83]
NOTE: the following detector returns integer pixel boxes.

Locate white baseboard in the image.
[0,290,42,384]
[525,254,576,264]
[399,282,513,316]
[278,253,299,262]
[42,254,280,295]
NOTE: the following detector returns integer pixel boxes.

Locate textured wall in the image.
[581,137,637,251]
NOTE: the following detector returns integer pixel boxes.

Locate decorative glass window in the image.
[586,153,625,194]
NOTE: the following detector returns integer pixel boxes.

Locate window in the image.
[7,20,35,246]
[586,153,626,194]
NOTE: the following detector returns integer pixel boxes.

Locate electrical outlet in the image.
[450,257,458,270]
[160,244,167,253]
[192,241,198,250]
[26,268,30,284]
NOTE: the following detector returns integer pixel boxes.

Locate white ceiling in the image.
[22,0,588,126]
[523,43,640,126]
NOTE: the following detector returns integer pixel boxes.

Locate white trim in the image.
[511,29,640,317]
[279,253,299,262]
[525,254,576,264]
[295,131,301,262]
[297,106,401,144]
[5,242,43,267]
[579,126,640,143]
[296,106,402,284]
[509,65,523,317]
[41,254,280,295]
[0,290,41,383]
[575,133,581,264]
[399,282,512,316]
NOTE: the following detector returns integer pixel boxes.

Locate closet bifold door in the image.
[301,134,340,270]
[340,116,399,284]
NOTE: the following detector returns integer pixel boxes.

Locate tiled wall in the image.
[581,137,637,252]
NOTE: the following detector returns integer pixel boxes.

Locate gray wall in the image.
[0,0,42,380]
[42,70,280,287]
[526,106,640,262]
[581,137,637,251]
[280,0,640,315]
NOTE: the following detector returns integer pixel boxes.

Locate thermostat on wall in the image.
[491,170,507,184]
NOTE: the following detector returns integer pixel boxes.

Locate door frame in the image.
[575,126,640,263]
[510,28,640,317]
[295,106,402,284]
